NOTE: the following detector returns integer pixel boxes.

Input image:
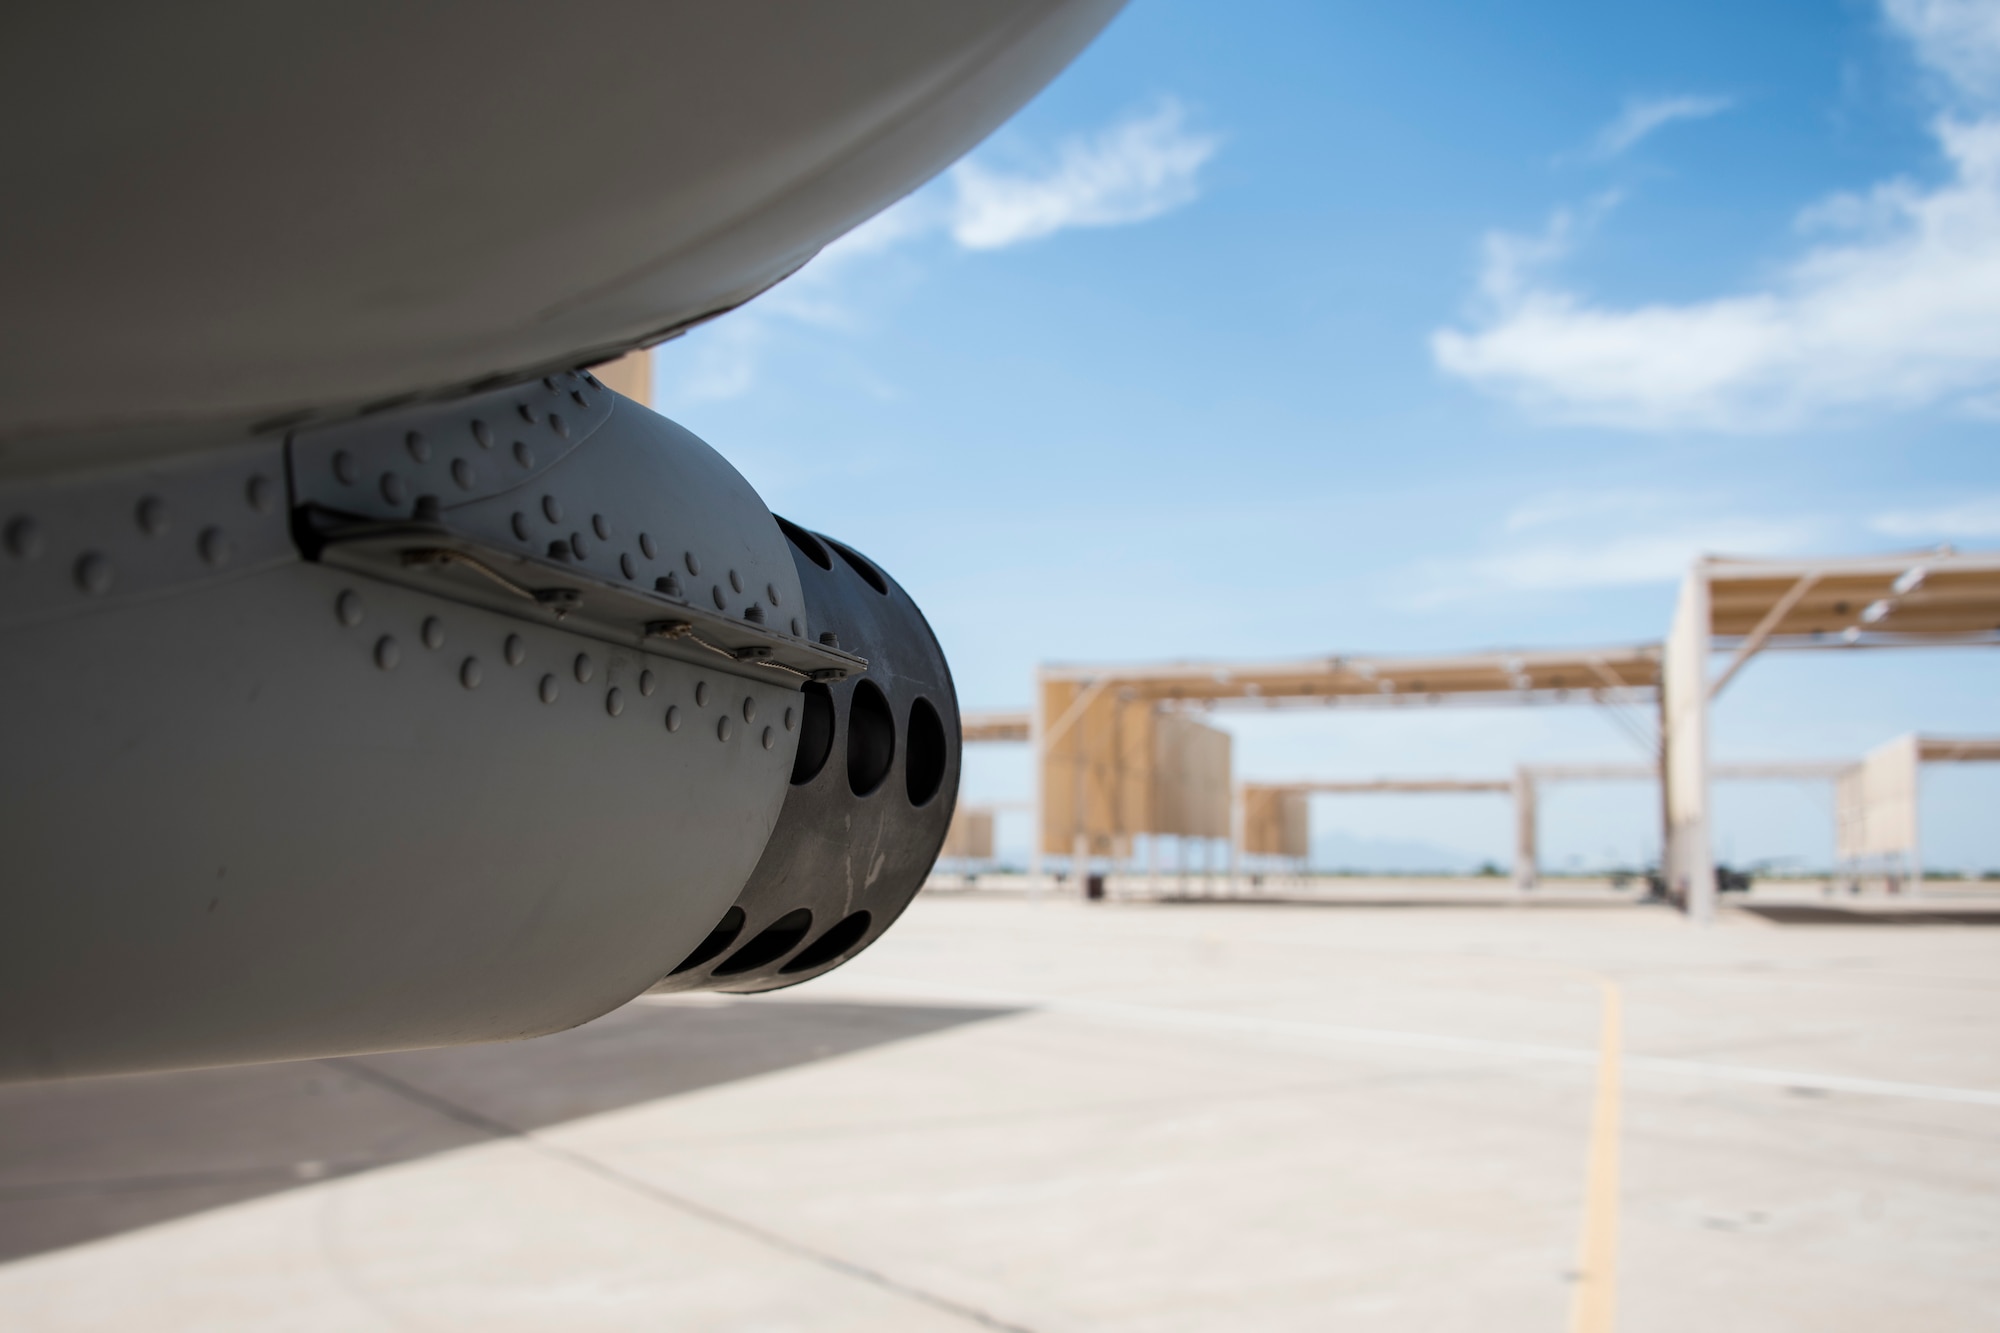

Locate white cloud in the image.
[1431,3,2000,431]
[1885,0,2000,102]
[1589,94,1734,159]
[1871,494,2000,536]
[658,101,1218,404]
[947,99,1219,250]
[1402,490,1824,604]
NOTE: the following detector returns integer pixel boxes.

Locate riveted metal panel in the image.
[0,394,826,1081]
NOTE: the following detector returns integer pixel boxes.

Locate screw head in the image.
[75,552,111,594]
[450,459,473,490]
[504,634,525,666]
[762,727,775,751]
[542,495,562,523]
[694,681,709,707]
[471,420,493,449]
[197,527,232,566]
[514,440,535,469]
[333,451,358,484]
[380,472,407,506]
[606,687,624,717]
[684,552,700,576]
[246,474,278,513]
[638,670,656,697]
[460,657,482,689]
[421,616,444,650]
[639,533,656,560]
[375,635,400,670]
[728,569,743,593]
[717,716,732,741]
[335,590,363,627]
[539,674,559,704]
[574,652,593,683]
[742,697,757,723]
[135,496,167,536]
[405,431,431,463]
[665,705,682,732]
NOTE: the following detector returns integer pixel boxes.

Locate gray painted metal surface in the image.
[0,1,1123,461]
[0,392,955,1081]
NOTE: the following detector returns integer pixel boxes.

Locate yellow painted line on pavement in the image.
[1569,979,1621,1333]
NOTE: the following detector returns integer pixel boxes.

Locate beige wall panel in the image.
[1836,734,1921,863]
[591,348,653,407]
[941,806,996,861]
[1243,787,1310,858]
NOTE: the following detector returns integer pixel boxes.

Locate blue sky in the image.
[658,0,2000,873]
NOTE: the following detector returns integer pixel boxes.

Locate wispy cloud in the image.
[1401,490,1824,604]
[948,99,1220,250]
[1431,2,2000,431]
[1588,94,1734,159]
[1871,494,2000,536]
[659,100,1218,404]
[1885,0,2000,102]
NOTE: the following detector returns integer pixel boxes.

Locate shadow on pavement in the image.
[1737,905,2000,926]
[0,997,1016,1265]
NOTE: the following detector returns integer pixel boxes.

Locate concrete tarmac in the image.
[2,891,1997,1331]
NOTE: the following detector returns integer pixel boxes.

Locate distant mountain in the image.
[1308,830,1490,875]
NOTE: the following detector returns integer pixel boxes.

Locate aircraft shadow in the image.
[0,997,1016,1266]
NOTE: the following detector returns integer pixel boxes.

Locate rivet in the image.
[784,706,796,731]
[336,590,363,627]
[592,514,609,541]
[514,440,535,468]
[571,390,588,408]
[511,512,531,541]
[767,583,781,607]
[450,458,473,490]
[381,472,407,505]
[639,532,656,560]
[684,552,700,576]
[790,617,803,637]
[246,474,277,513]
[504,633,525,666]
[665,705,682,732]
[619,553,635,579]
[570,532,589,560]
[3,515,40,559]
[542,376,557,391]
[574,652,593,683]
[605,687,624,717]
[375,635,400,670]
[550,413,570,439]
[539,674,559,704]
[694,681,709,707]
[762,727,774,751]
[742,697,757,723]
[471,420,493,449]
[406,431,431,463]
[136,495,167,536]
[333,451,358,484]
[75,552,111,594]
[639,669,656,697]
[656,572,683,597]
[460,656,482,689]
[197,526,232,566]
[422,616,444,650]
[542,495,562,523]
[728,569,743,593]
[819,631,839,647]
[518,403,539,424]
[711,585,726,610]
[717,716,732,741]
